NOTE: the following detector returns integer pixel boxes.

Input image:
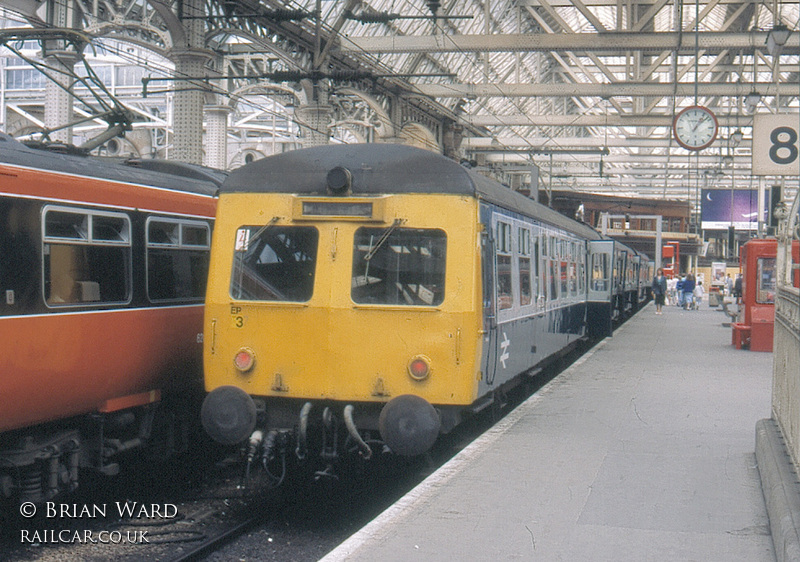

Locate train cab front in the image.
[201,163,481,483]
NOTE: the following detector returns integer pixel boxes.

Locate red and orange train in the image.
[0,134,221,503]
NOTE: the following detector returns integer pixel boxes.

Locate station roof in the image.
[1,0,797,206]
[215,0,799,202]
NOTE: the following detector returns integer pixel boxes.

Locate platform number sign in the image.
[752,114,800,176]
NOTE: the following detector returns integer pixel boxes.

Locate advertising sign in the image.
[701,189,767,230]
[710,262,727,286]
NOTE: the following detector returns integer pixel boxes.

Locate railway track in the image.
[1,451,417,562]
[166,514,264,562]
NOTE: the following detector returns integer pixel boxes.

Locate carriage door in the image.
[587,240,614,338]
[479,208,499,387]
[631,255,641,312]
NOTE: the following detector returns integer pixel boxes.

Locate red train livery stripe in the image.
[0,163,217,218]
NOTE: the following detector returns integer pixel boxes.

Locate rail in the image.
[166,514,264,562]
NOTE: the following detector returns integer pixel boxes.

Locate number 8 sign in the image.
[752,114,800,175]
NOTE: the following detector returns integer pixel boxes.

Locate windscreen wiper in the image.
[364,218,406,261]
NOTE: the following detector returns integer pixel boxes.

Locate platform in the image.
[321,302,778,561]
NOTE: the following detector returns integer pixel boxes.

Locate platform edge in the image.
[755,417,800,562]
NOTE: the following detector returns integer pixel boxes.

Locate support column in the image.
[43,53,77,144]
[295,103,333,147]
[169,49,211,164]
[442,121,464,159]
[167,0,211,164]
[43,0,80,144]
[204,104,232,170]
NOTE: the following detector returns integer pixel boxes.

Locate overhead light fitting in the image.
[766,25,791,57]
[730,129,744,147]
[745,91,761,113]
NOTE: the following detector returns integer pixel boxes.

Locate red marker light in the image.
[408,356,431,381]
[234,348,255,372]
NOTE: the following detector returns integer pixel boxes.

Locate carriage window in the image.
[93,215,128,242]
[568,262,577,296]
[45,210,87,240]
[182,224,210,247]
[757,257,776,304]
[147,218,211,301]
[352,227,446,306]
[591,253,609,292]
[518,227,530,255]
[496,255,513,310]
[43,207,131,306]
[497,222,512,253]
[533,238,541,306]
[518,228,531,306]
[230,226,318,302]
[494,222,513,310]
[519,257,531,305]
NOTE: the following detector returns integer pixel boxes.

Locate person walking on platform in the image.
[652,268,667,314]
[734,273,743,304]
[682,273,696,310]
[666,275,677,305]
[693,281,704,310]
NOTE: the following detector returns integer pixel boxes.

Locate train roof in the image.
[0,133,223,196]
[222,143,602,240]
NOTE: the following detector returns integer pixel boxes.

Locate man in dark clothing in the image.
[682,274,696,310]
[733,274,743,304]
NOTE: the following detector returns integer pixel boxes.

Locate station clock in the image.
[672,105,718,151]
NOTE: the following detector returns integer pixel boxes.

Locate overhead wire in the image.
[326,0,616,186]
[0,6,311,149]
[0,0,659,174]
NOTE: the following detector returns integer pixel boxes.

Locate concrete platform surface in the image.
[321,303,776,561]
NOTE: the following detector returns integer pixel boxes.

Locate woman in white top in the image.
[693,281,704,310]
[666,276,678,305]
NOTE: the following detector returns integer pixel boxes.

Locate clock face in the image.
[673,106,718,150]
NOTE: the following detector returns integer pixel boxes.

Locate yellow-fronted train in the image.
[200,144,651,483]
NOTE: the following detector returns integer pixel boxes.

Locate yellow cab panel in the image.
[204,192,484,406]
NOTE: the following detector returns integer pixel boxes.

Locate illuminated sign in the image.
[700,189,768,230]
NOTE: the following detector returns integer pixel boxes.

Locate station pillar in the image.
[43,52,77,144]
[169,48,212,164]
[295,103,333,147]
[204,104,232,170]
[42,0,80,144]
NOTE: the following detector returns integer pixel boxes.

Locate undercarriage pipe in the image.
[343,405,372,460]
[296,402,312,460]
